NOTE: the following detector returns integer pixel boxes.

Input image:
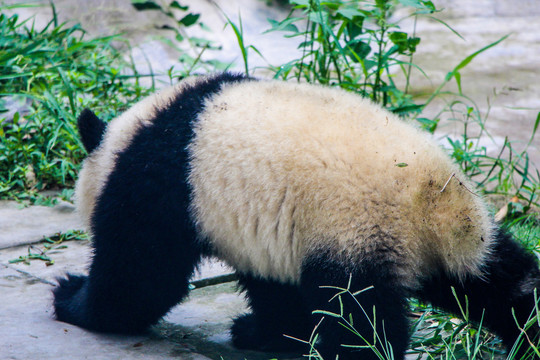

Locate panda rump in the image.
[53,73,540,360]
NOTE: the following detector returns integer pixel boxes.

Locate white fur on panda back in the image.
[189,80,495,287]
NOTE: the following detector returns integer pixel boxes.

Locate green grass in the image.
[9,229,88,266]
[257,0,429,116]
[506,216,540,254]
[408,300,504,360]
[0,3,153,202]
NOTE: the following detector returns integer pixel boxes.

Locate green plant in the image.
[9,230,88,266]
[130,0,230,79]
[287,280,395,360]
[264,0,437,116]
[408,300,503,360]
[437,99,539,210]
[0,3,153,201]
[296,283,508,360]
[222,11,266,77]
[409,286,540,360]
[505,216,540,254]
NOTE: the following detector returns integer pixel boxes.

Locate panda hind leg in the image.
[300,247,411,360]
[231,274,312,353]
[417,229,540,358]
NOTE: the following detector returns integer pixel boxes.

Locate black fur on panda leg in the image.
[231,274,312,352]
[54,226,202,334]
[300,247,411,360]
[54,143,203,333]
[53,221,202,334]
[417,229,540,359]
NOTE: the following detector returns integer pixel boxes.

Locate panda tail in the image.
[77,108,107,153]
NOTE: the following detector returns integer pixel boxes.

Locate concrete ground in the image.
[399,7,540,165]
[1,0,539,359]
[0,201,291,360]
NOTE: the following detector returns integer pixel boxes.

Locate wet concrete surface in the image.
[398,9,540,166]
[0,201,82,249]
[0,198,302,359]
[0,201,276,360]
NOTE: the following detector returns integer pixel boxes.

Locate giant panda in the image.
[54,72,540,360]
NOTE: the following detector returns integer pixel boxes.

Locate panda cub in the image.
[54,73,540,360]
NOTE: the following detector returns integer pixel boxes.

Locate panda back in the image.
[188,80,495,286]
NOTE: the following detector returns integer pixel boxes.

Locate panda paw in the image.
[54,274,86,298]
[231,313,304,353]
[53,274,89,326]
[231,313,260,349]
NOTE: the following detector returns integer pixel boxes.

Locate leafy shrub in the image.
[265,0,431,117]
[0,3,152,200]
[131,0,230,77]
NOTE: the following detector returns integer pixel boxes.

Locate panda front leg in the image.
[53,229,202,334]
[417,229,540,359]
[231,273,312,352]
[53,186,202,334]
[300,249,411,360]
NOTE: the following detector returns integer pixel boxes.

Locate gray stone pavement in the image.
[0,201,293,360]
[0,201,82,249]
